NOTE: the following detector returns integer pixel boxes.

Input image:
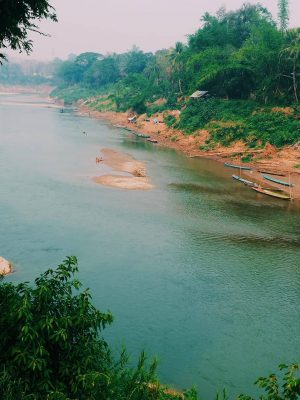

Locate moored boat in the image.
[147,138,158,143]
[251,186,291,200]
[224,162,251,171]
[135,133,151,138]
[232,174,256,187]
[262,174,294,187]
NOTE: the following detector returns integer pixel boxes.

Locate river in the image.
[1,92,299,398]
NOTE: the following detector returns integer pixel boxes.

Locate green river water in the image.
[1,92,299,398]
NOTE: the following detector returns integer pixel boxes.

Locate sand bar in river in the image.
[92,148,153,190]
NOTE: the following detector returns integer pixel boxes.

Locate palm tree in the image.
[281,28,300,103]
[168,42,185,94]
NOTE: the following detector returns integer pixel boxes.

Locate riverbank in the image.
[93,148,153,190]
[79,105,300,200]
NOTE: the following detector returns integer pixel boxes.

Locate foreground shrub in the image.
[0,258,299,399]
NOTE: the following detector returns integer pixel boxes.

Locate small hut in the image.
[190,90,209,99]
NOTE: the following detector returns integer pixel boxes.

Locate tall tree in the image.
[278,0,289,32]
[0,0,57,61]
[168,42,186,94]
[281,28,300,103]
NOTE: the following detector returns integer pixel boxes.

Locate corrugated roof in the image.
[190,90,209,98]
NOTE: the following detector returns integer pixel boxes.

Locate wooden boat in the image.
[136,133,150,139]
[224,162,251,171]
[252,186,291,200]
[147,138,158,143]
[232,174,256,187]
[262,174,294,187]
[257,170,286,177]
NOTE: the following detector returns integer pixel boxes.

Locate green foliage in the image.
[177,98,218,133]
[0,256,113,398]
[163,114,177,127]
[177,99,300,147]
[208,120,246,146]
[84,56,120,88]
[0,257,176,400]
[124,47,153,75]
[246,110,300,146]
[0,0,57,61]
[115,74,151,114]
[238,364,300,400]
[278,0,289,32]
[241,154,253,163]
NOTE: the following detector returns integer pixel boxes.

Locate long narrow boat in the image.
[147,138,158,143]
[135,133,151,139]
[224,162,251,171]
[257,170,286,177]
[262,174,294,187]
[232,174,256,187]
[252,186,291,200]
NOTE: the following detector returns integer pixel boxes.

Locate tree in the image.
[278,0,289,32]
[0,0,57,61]
[84,56,121,88]
[236,21,283,102]
[0,257,167,400]
[0,257,113,398]
[281,28,300,103]
[168,42,186,94]
[124,47,153,75]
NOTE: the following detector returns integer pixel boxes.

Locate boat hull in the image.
[232,175,256,187]
[224,163,251,170]
[262,174,294,187]
[252,186,291,200]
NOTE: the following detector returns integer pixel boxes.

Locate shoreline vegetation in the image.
[48,1,300,200]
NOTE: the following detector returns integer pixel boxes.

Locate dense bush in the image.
[176,99,300,147]
[163,114,177,127]
[246,111,300,147]
[177,98,218,133]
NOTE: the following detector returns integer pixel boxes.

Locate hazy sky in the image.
[6,0,300,61]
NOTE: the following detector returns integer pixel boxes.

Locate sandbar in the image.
[93,148,153,190]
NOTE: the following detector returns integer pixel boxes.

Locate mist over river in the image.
[1,92,299,398]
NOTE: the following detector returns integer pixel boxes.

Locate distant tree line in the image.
[54,3,299,108]
[0,58,61,85]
